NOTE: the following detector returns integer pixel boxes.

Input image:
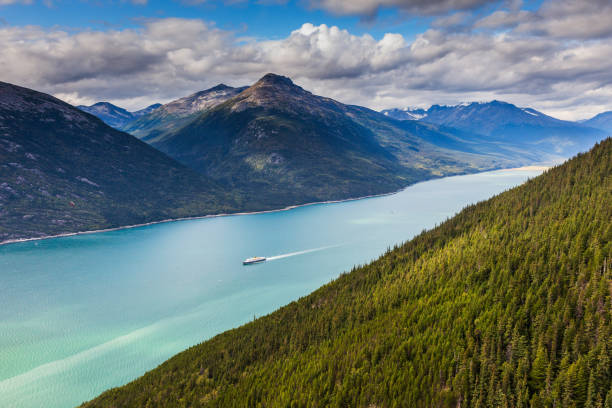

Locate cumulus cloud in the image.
[0,20,413,107]
[259,24,409,79]
[1,0,612,120]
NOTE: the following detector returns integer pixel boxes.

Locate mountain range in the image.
[0,82,233,243]
[137,74,517,207]
[82,136,612,408]
[381,101,605,161]
[84,86,606,168]
[78,102,161,129]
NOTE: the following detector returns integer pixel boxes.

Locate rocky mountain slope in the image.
[121,84,247,140]
[82,137,611,408]
[78,102,161,129]
[0,82,234,243]
[382,101,605,161]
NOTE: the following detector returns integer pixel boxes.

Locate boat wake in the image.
[266,245,340,261]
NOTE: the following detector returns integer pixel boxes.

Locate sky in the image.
[1,0,611,120]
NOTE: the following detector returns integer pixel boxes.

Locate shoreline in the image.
[0,190,401,247]
[499,164,551,172]
[0,166,548,247]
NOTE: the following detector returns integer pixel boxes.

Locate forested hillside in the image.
[84,138,611,408]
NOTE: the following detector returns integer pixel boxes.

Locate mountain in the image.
[83,138,611,407]
[0,82,235,243]
[77,102,161,129]
[582,111,612,134]
[140,74,518,209]
[382,101,605,161]
[121,84,248,140]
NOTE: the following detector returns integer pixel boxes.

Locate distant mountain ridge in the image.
[0,81,233,243]
[381,100,605,160]
[121,84,248,141]
[77,102,161,129]
[582,111,612,133]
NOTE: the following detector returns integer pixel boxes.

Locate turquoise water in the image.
[0,169,541,408]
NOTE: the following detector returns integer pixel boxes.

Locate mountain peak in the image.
[227,73,328,114]
[256,73,295,87]
[205,84,233,92]
[92,102,115,107]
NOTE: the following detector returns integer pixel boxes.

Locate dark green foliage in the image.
[83,139,611,407]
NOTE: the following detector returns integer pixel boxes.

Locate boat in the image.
[243,256,266,265]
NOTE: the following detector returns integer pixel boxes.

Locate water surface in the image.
[0,169,541,407]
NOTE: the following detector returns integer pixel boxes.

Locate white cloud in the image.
[259,24,409,79]
[1,1,612,120]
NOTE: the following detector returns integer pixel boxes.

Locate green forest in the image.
[84,138,611,408]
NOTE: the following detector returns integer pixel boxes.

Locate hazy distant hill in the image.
[83,138,611,408]
[0,82,232,243]
[147,74,514,208]
[582,111,612,134]
[382,101,605,160]
[121,84,247,140]
[78,102,161,129]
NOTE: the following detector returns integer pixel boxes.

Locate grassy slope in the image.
[84,139,611,407]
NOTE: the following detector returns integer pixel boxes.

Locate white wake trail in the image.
[266,245,340,261]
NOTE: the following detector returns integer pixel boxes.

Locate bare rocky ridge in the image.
[121,84,247,140]
[162,84,248,116]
